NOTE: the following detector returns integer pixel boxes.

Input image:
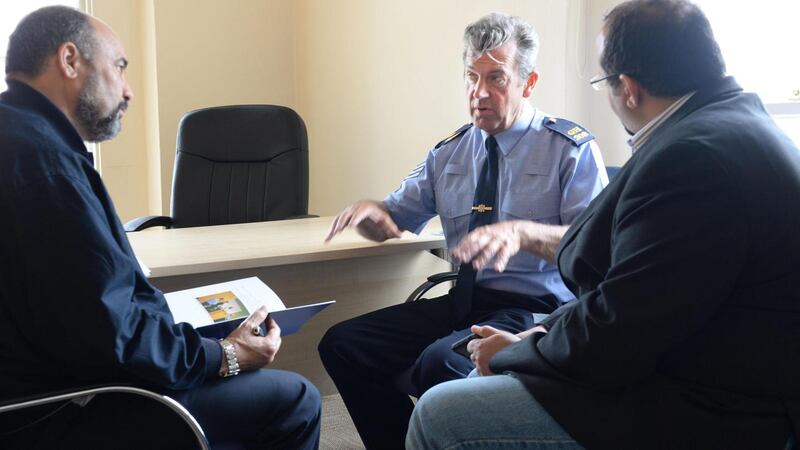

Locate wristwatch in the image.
[218,339,240,377]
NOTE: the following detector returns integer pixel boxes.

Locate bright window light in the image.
[696,1,800,146]
[696,0,800,105]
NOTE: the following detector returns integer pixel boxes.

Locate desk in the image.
[128,216,450,395]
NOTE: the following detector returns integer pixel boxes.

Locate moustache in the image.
[115,101,129,115]
[96,101,128,129]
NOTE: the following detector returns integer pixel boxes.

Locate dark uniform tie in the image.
[452,135,499,322]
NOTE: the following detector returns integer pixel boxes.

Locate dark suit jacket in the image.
[491,77,800,449]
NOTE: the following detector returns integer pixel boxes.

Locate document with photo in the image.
[165,277,334,339]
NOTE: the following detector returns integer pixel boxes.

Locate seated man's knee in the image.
[271,371,321,427]
[413,381,452,423]
[317,320,356,366]
[415,338,472,392]
[296,374,321,416]
[256,371,321,449]
[297,377,321,428]
[407,380,467,449]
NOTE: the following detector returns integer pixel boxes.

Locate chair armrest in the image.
[124,215,174,232]
[405,271,459,303]
[427,272,458,284]
[0,384,208,449]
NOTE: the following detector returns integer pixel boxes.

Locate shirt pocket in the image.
[512,161,558,194]
[436,190,473,248]
[500,191,561,224]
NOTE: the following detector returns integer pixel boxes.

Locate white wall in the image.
[93,0,628,220]
[297,0,631,215]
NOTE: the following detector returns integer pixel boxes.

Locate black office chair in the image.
[403,165,623,303]
[0,384,209,449]
[125,105,313,231]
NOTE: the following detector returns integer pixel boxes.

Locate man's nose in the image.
[123,80,134,102]
[471,78,489,100]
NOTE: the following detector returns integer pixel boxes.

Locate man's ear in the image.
[56,42,82,80]
[522,70,539,98]
[618,74,641,109]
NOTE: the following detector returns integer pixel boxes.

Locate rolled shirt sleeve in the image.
[559,139,608,225]
[383,151,438,234]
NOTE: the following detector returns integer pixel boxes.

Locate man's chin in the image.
[83,119,122,143]
[473,119,501,134]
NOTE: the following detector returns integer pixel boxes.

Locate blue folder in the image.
[197,300,335,339]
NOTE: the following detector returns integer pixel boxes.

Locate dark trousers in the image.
[1,369,321,450]
[318,287,559,450]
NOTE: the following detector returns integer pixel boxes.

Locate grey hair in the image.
[5,5,95,77]
[462,12,539,81]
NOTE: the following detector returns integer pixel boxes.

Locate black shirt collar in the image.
[1,79,90,162]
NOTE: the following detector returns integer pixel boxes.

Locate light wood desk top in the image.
[128,216,445,278]
[128,216,450,396]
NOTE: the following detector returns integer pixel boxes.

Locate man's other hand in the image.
[452,220,568,268]
[467,324,521,376]
[226,306,282,372]
[324,199,402,243]
[452,221,524,272]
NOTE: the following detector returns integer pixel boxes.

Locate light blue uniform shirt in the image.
[384,104,607,302]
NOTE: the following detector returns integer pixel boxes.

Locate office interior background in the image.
[1,0,798,223]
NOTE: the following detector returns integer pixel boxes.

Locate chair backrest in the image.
[170,105,309,228]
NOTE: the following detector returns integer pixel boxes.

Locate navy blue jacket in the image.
[0,80,221,400]
[492,77,800,449]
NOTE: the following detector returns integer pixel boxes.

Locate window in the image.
[695,1,800,145]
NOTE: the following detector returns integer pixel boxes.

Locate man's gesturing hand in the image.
[452,220,569,269]
[451,221,524,272]
[324,200,402,243]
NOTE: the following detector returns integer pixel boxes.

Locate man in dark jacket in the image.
[0,6,319,449]
[407,1,800,449]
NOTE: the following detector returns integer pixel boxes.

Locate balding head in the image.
[5,6,133,143]
[5,5,96,78]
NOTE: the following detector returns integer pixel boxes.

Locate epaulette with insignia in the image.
[434,123,473,149]
[543,117,594,146]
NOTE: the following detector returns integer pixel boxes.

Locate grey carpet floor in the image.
[321,394,365,450]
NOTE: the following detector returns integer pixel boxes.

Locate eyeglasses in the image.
[589,73,620,91]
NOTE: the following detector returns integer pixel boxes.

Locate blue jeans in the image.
[406,374,583,450]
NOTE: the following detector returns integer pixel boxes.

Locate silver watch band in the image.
[218,339,240,377]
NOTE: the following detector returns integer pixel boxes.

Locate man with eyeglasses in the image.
[408,1,800,449]
[320,12,607,450]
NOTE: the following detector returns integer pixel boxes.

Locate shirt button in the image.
[528,210,533,217]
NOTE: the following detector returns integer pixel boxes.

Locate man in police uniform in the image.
[319,12,607,450]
